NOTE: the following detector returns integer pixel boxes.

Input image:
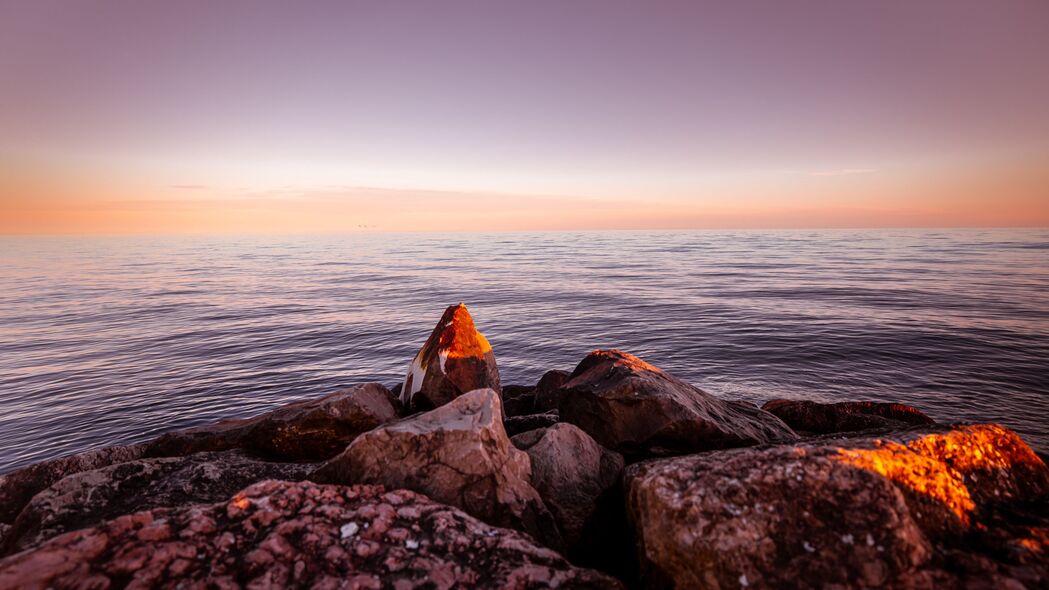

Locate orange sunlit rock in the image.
[402,304,500,411]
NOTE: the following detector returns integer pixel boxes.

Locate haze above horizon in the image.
[2,0,1047,234]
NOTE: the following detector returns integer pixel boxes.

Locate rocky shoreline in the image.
[1,304,1046,589]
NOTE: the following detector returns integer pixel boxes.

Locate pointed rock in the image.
[312,388,561,549]
[402,303,500,411]
[559,350,796,460]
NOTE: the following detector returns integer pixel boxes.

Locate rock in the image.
[505,412,561,437]
[625,423,1049,589]
[401,303,500,411]
[511,424,624,548]
[559,350,796,460]
[145,383,398,461]
[502,384,538,417]
[2,450,314,554]
[312,388,561,549]
[761,398,935,435]
[0,480,622,589]
[534,369,570,412]
[0,443,147,526]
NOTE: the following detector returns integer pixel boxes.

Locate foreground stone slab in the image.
[512,424,624,548]
[626,423,1049,589]
[145,382,398,461]
[0,480,621,590]
[559,350,796,460]
[762,398,935,435]
[0,444,147,526]
[313,388,561,549]
[401,303,501,411]
[3,450,313,554]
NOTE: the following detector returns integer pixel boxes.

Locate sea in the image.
[1,229,1047,473]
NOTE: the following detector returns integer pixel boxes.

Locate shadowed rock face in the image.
[0,480,622,590]
[505,411,560,437]
[0,444,147,526]
[559,350,797,460]
[3,450,314,554]
[626,423,1049,590]
[534,369,571,412]
[402,303,500,411]
[144,382,399,461]
[511,424,624,548]
[762,398,935,435]
[312,389,561,550]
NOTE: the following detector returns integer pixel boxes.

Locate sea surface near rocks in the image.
[1,229,1047,472]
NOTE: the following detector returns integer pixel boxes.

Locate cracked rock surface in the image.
[0,480,621,589]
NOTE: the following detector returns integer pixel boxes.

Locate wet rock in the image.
[0,443,147,526]
[511,424,624,548]
[505,411,561,437]
[502,384,538,417]
[0,480,622,589]
[313,388,561,549]
[3,450,314,554]
[145,383,398,461]
[534,369,570,412]
[625,423,1049,589]
[761,398,935,435]
[402,303,500,411]
[559,350,796,460]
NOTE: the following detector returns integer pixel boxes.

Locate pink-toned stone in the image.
[0,480,621,589]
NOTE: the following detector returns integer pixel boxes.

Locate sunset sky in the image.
[1,0,1047,234]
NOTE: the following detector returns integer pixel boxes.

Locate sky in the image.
[1,0,1047,234]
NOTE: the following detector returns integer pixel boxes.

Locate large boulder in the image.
[625,423,1049,589]
[312,388,561,549]
[761,398,935,435]
[0,480,622,589]
[401,303,500,411]
[145,383,398,461]
[2,450,313,554]
[559,350,796,460]
[0,443,147,526]
[504,411,560,437]
[502,384,538,417]
[511,424,624,548]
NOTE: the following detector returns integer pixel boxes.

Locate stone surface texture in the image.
[626,423,1049,589]
[2,450,314,554]
[312,389,561,549]
[0,480,621,590]
[534,370,571,412]
[559,350,796,459]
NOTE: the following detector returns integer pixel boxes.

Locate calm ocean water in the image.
[1,229,1047,473]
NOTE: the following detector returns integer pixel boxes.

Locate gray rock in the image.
[0,443,147,525]
[3,450,313,553]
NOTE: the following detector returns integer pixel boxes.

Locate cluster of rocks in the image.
[1,303,1046,589]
